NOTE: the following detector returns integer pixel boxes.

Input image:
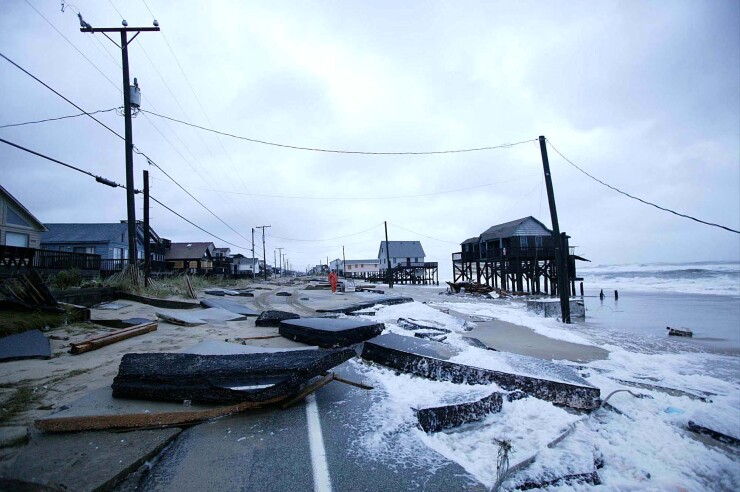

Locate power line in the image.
[387,222,460,245]
[0,135,248,250]
[0,136,123,188]
[24,0,122,94]
[149,174,539,201]
[546,139,740,235]
[0,52,124,141]
[267,223,384,242]
[0,108,118,129]
[141,109,536,155]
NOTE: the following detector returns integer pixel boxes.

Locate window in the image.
[73,246,95,254]
[535,236,543,248]
[6,207,31,227]
[5,232,29,247]
[520,236,529,248]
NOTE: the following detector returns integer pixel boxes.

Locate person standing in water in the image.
[599,289,605,301]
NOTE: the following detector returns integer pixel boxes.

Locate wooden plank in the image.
[69,322,158,355]
[281,373,335,409]
[35,395,286,432]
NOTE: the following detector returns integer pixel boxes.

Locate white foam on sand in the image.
[351,297,740,489]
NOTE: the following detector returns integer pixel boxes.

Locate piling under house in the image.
[452,216,586,295]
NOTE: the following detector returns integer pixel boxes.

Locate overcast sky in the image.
[1,0,738,278]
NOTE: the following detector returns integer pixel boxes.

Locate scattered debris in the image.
[279,318,385,348]
[0,271,60,311]
[70,322,157,355]
[204,289,226,296]
[111,348,356,404]
[275,291,292,297]
[361,334,600,410]
[515,470,601,490]
[0,329,51,362]
[461,336,497,351]
[397,317,451,334]
[667,326,693,337]
[184,275,197,299]
[315,296,414,314]
[200,298,259,317]
[255,310,301,327]
[416,392,503,433]
[446,281,493,295]
[687,415,740,446]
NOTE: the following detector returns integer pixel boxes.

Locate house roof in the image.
[461,237,479,245]
[42,223,130,244]
[378,241,425,259]
[0,184,47,232]
[165,242,215,260]
[479,216,551,241]
[213,247,231,253]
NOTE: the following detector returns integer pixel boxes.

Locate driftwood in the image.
[446,281,494,294]
[70,322,158,355]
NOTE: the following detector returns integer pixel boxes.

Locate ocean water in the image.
[578,261,740,353]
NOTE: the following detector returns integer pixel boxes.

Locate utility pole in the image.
[81,19,159,266]
[251,228,256,279]
[538,135,571,323]
[274,250,277,277]
[276,248,284,277]
[384,221,393,288]
[143,170,150,282]
[342,245,346,279]
[256,226,271,280]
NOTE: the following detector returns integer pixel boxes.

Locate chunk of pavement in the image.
[156,307,247,326]
[462,336,497,351]
[416,392,503,433]
[0,428,180,490]
[279,317,385,348]
[275,291,292,296]
[397,317,452,333]
[111,348,356,404]
[361,333,600,410]
[200,298,260,316]
[204,289,226,296]
[255,310,301,327]
[184,340,318,355]
[687,412,740,446]
[0,426,28,447]
[316,296,414,314]
[92,317,153,329]
[0,329,51,363]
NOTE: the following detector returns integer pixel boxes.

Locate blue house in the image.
[40,221,166,264]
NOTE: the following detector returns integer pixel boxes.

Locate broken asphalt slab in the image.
[112,348,356,404]
[0,329,51,363]
[279,317,385,348]
[416,392,504,433]
[362,333,600,410]
[200,298,260,317]
[255,310,300,327]
[315,296,414,314]
[0,428,180,491]
[156,307,248,326]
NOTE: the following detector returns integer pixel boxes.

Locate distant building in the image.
[165,242,215,273]
[231,254,261,276]
[377,241,426,269]
[341,259,380,275]
[213,247,231,258]
[0,184,47,248]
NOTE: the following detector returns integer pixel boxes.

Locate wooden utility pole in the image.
[256,225,271,280]
[276,248,284,277]
[251,228,256,279]
[143,170,150,282]
[80,22,159,266]
[342,245,346,279]
[384,221,393,288]
[538,135,571,323]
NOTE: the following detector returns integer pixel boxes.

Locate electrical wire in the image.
[0,136,122,187]
[148,174,538,201]
[546,139,740,234]
[266,223,384,242]
[387,222,460,245]
[141,109,536,155]
[0,52,124,141]
[0,135,248,250]
[0,108,118,129]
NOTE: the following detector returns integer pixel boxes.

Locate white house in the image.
[378,241,425,269]
[330,258,380,275]
[232,254,261,276]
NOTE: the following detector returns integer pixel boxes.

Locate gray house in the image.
[165,242,215,273]
[378,241,426,269]
[461,216,554,260]
[0,185,47,248]
[41,222,151,260]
